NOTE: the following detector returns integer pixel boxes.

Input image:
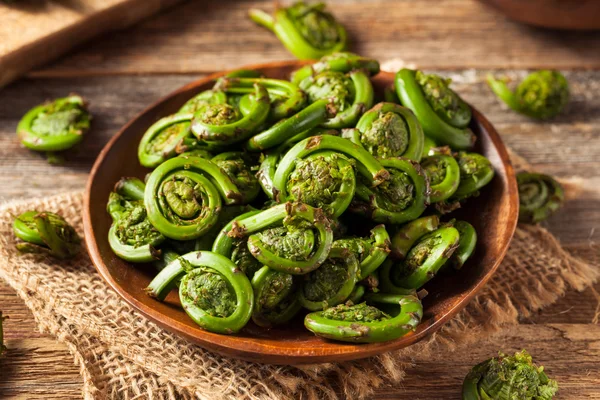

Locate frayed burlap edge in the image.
[0,185,598,400]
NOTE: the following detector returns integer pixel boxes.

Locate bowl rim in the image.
[83,60,519,364]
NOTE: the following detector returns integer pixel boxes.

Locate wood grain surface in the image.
[0,0,599,398]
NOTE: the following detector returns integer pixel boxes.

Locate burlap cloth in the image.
[0,154,598,400]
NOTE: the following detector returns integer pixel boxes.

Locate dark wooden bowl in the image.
[478,0,600,30]
[83,61,518,365]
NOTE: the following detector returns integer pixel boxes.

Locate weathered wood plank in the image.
[29,0,600,77]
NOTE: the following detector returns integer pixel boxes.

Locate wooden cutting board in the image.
[0,0,183,88]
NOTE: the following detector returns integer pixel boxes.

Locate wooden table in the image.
[1,1,599,398]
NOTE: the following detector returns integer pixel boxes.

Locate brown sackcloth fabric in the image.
[0,159,598,399]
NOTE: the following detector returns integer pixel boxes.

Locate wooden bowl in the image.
[478,0,600,30]
[83,61,518,365]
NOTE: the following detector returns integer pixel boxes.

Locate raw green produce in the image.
[517,172,564,223]
[13,210,80,259]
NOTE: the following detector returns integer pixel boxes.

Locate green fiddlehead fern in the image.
[517,172,564,224]
[290,52,380,84]
[190,83,270,146]
[249,1,347,60]
[346,102,425,161]
[351,158,430,224]
[13,211,80,259]
[395,69,475,149]
[377,260,420,295]
[215,77,307,122]
[138,113,193,168]
[299,70,374,128]
[144,156,244,240]
[462,350,558,400]
[107,177,165,262]
[421,136,438,158]
[421,152,461,202]
[304,292,422,343]
[447,220,477,270]
[251,266,302,327]
[147,251,253,334]
[216,202,334,275]
[451,152,495,200]
[334,224,391,278]
[390,215,439,259]
[487,70,569,120]
[178,89,228,114]
[210,152,260,204]
[17,95,91,164]
[390,226,460,289]
[298,246,359,311]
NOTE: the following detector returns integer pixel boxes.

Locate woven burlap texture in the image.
[0,186,597,399]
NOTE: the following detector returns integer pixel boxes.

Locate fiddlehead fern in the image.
[13,211,80,259]
[290,52,380,84]
[107,177,165,262]
[190,83,270,146]
[304,293,422,343]
[421,152,461,202]
[249,1,347,60]
[390,226,460,289]
[346,102,425,161]
[251,266,302,327]
[389,215,439,260]
[517,172,564,224]
[462,350,558,400]
[138,113,193,168]
[447,220,477,270]
[299,70,374,128]
[144,156,244,240]
[451,152,495,200]
[395,69,475,149]
[334,224,391,278]
[215,77,306,122]
[210,152,260,203]
[17,95,91,164]
[487,70,569,120]
[351,158,429,224]
[178,89,227,114]
[298,246,359,311]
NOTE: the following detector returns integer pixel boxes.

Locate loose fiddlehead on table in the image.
[147,251,253,334]
[351,157,430,224]
[346,102,425,161]
[298,245,359,311]
[395,69,475,149]
[462,350,558,400]
[249,1,347,60]
[17,94,91,164]
[251,266,302,327]
[13,211,80,259]
[190,83,270,147]
[487,70,569,120]
[290,52,380,84]
[299,70,374,128]
[144,155,245,240]
[389,226,460,290]
[107,177,165,262]
[304,292,422,343]
[517,172,564,223]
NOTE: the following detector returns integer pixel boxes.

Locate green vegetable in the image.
[391,226,460,289]
[138,113,193,168]
[334,224,391,278]
[390,215,440,260]
[251,266,302,327]
[377,260,420,295]
[290,52,380,84]
[298,246,359,311]
[249,1,347,60]
[144,156,243,240]
[462,350,558,400]
[421,154,461,202]
[352,158,429,224]
[13,210,80,259]
[178,89,227,114]
[210,152,260,204]
[347,102,425,161]
[487,70,569,120]
[452,152,495,200]
[191,83,270,146]
[299,70,374,128]
[304,293,422,343]
[448,220,477,270]
[517,172,564,224]
[395,69,475,149]
[107,177,165,262]
[17,94,91,164]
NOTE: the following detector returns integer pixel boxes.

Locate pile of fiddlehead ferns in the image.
[106,51,499,343]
